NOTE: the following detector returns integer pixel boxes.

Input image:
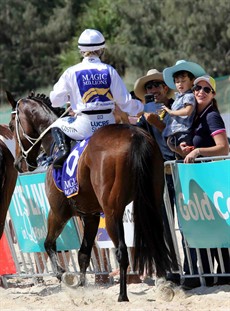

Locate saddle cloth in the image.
[52,138,90,198]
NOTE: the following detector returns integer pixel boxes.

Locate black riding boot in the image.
[51,127,70,169]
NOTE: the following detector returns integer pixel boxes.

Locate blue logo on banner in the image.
[174,160,230,248]
[9,172,80,252]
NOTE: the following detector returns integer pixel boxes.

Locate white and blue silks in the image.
[50,56,143,140]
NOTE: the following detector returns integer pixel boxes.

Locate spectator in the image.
[134,69,175,163]
[162,60,206,158]
[179,75,230,287]
[181,75,229,161]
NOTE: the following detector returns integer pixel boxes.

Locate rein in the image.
[14,99,71,167]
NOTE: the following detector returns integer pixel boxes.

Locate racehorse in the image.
[0,140,18,239]
[7,91,175,302]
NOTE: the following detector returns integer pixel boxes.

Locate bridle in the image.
[13,99,70,169]
[13,99,40,169]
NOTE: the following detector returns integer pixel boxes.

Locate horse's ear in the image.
[5,90,17,110]
[30,90,35,97]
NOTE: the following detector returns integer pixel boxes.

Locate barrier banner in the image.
[174,160,230,248]
[9,172,80,252]
[0,233,16,275]
[96,202,134,248]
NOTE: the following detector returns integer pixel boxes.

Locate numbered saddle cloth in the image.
[52,138,90,198]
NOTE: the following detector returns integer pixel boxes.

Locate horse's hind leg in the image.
[116,221,129,302]
[78,214,100,286]
[106,217,129,302]
[44,210,68,280]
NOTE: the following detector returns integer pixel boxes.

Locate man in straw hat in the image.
[134,69,175,161]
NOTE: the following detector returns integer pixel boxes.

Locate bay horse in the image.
[7,91,175,302]
[0,139,18,240]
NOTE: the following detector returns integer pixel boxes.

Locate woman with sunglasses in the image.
[180,75,229,163]
[180,75,230,288]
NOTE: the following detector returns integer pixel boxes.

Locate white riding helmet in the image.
[78,29,105,52]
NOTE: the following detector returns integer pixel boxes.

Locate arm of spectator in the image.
[144,112,166,132]
[183,132,229,163]
[0,124,13,139]
[163,104,194,117]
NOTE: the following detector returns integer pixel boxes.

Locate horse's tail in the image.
[0,143,17,239]
[130,127,173,277]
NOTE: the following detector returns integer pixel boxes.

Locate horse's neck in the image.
[32,107,57,157]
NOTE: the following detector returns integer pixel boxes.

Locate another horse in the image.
[0,140,18,239]
[7,91,175,302]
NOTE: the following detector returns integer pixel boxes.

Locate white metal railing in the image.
[164,155,230,286]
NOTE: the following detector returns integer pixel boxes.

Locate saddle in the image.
[52,138,89,197]
[37,138,89,197]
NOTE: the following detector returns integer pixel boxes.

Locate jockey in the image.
[50,28,144,168]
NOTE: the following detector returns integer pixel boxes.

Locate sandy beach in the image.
[1,274,230,311]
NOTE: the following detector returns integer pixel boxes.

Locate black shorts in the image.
[168,132,193,147]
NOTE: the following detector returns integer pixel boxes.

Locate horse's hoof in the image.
[118,295,129,302]
[61,272,79,288]
[155,283,175,302]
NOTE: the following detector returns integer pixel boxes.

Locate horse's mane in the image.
[28,91,66,117]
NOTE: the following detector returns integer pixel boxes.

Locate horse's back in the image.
[86,123,163,175]
[87,123,156,157]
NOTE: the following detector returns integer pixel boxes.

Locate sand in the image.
[0,274,229,311]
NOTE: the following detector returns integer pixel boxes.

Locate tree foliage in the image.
[0,0,230,100]
[58,0,230,81]
[0,0,85,98]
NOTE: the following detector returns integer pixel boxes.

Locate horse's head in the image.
[7,91,42,172]
[6,91,58,173]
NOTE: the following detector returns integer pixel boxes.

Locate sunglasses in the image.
[145,81,163,90]
[193,84,214,94]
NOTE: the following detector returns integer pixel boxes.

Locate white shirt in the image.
[50,56,143,116]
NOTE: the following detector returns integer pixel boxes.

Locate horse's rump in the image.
[81,124,152,207]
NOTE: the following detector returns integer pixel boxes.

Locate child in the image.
[162,60,206,155]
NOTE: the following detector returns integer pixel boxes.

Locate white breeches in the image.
[51,112,116,140]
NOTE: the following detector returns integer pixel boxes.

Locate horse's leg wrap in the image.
[44,241,65,280]
[116,242,129,302]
